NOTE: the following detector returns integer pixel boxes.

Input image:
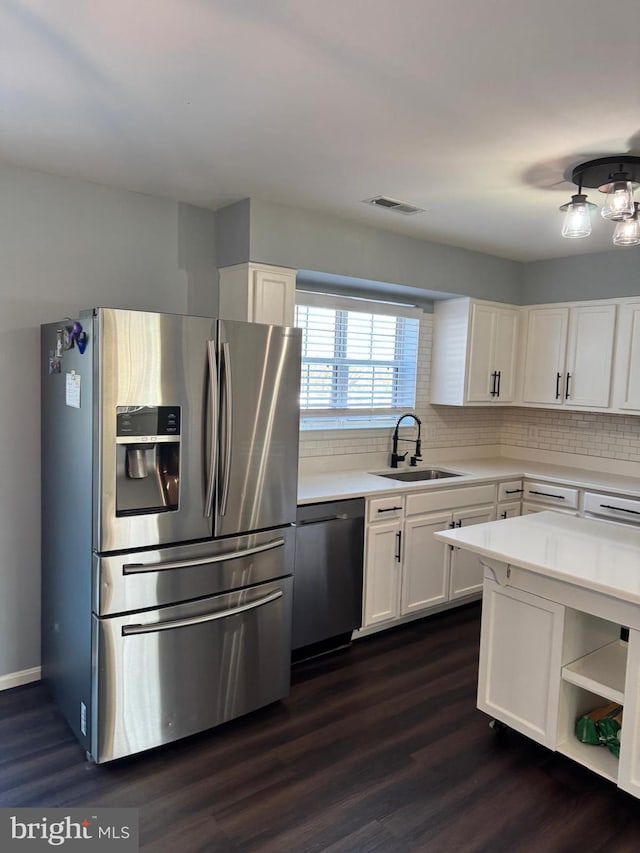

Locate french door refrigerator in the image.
[41,308,301,762]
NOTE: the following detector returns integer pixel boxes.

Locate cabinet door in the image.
[613,300,640,411]
[401,512,451,615]
[362,521,401,627]
[466,303,496,402]
[497,501,521,520]
[564,304,616,408]
[618,628,640,798]
[252,267,296,326]
[478,580,565,748]
[521,307,569,405]
[493,308,519,402]
[449,505,496,599]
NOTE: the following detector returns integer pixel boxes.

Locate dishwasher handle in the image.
[299,513,350,526]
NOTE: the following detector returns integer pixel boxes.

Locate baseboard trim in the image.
[0,667,41,692]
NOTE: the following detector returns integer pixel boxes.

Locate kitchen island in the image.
[435,511,640,799]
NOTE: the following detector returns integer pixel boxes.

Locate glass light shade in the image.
[601,179,635,220]
[561,195,592,238]
[613,205,640,246]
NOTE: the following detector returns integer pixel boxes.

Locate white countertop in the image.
[434,511,640,605]
[297,456,640,505]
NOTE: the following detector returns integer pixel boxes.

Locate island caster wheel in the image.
[489,719,508,733]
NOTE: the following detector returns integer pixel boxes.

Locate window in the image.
[295,291,421,429]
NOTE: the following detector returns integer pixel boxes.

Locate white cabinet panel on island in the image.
[478,580,565,747]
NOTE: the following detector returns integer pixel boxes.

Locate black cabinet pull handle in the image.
[496,370,501,397]
[504,488,523,495]
[490,371,497,397]
[395,530,402,562]
[565,372,571,399]
[501,511,507,519]
[378,506,403,513]
[555,372,562,399]
[529,490,565,500]
[600,503,640,516]
[456,519,462,527]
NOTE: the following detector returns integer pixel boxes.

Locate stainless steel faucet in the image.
[390,413,422,468]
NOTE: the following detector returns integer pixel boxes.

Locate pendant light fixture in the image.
[559,155,640,246]
[613,203,640,246]
[559,188,596,238]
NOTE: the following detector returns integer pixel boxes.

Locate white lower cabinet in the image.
[362,485,496,630]
[449,505,496,599]
[363,519,402,626]
[401,512,451,614]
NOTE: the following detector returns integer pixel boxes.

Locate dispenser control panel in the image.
[116,406,181,438]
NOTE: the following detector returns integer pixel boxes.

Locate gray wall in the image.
[522,250,640,304]
[0,163,217,681]
[243,198,522,303]
[178,202,219,316]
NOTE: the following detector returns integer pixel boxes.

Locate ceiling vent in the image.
[364,196,425,215]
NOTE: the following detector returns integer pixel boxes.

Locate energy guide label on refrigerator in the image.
[65,371,81,408]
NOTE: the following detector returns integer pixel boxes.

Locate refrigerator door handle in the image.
[204,340,218,518]
[122,537,286,574]
[219,340,233,517]
[121,589,283,635]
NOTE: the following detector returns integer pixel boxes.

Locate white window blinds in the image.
[295,292,420,427]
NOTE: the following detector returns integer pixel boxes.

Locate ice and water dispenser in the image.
[115,406,180,515]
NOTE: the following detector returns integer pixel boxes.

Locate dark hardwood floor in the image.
[2,603,640,852]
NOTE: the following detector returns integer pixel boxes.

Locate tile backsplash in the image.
[299,311,640,466]
[501,408,640,463]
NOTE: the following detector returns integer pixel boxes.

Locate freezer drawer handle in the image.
[599,503,640,516]
[122,537,285,574]
[121,589,283,635]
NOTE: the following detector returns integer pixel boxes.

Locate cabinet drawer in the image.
[583,491,640,525]
[522,502,578,516]
[523,481,578,509]
[367,495,405,522]
[498,480,524,502]
[405,484,496,516]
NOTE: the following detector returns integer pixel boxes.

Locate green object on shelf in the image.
[575,703,622,757]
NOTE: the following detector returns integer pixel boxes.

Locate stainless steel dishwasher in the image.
[292,498,364,659]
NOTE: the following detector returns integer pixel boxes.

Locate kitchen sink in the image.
[374,468,463,482]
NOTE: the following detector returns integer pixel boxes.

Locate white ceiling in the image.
[3,0,640,262]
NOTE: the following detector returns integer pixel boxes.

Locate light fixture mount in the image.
[569,155,640,190]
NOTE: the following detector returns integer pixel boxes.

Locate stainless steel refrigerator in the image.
[41,308,301,763]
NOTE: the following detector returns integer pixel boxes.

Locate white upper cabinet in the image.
[218,263,296,326]
[612,299,640,412]
[431,298,519,405]
[521,302,617,409]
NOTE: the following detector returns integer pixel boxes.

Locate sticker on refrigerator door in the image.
[65,371,81,408]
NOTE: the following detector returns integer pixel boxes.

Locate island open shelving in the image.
[434,511,640,800]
